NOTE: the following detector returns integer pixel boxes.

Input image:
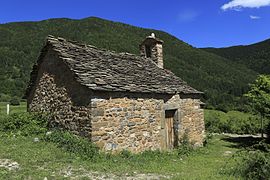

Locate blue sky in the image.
[0,0,270,47]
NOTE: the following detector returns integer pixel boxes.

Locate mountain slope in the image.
[203,39,270,74]
[0,17,257,109]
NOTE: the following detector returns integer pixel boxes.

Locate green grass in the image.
[0,133,242,179]
[0,102,26,115]
[0,107,259,179]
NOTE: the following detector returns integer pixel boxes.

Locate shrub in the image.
[44,131,99,159]
[9,96,20,106]
[204,110,230,133]
[227,111,261,134]
[249,141,270,152]
[205,110,264,134]
[0,113,48,136]
[224,141,270,179]
[230,151,270,180]
[203,133,213,146]
[177,132,194,157]
[119,149,132,159]
[0,93,11,102]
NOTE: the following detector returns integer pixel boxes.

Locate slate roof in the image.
[26,35,202,97]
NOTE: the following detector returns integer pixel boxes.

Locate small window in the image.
[145,45,151,58]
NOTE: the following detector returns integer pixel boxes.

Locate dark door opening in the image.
[145,45,152,58]
[165,110,178,149]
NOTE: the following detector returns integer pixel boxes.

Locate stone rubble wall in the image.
[165,94,181,108]
[29,73,92,137]
[90,97,164,153]
[152,43,163,68]
[179,98,205,147]
[30,73,204,151]
[164,94,205,147]
[28,48,204,152]
[28,49,92,138]
[140,42,163,69]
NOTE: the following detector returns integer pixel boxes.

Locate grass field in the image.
[0,133,247,179]
[0,104,261,179]
[0,102,27,115]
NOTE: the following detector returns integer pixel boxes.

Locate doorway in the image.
[165,109,178,149]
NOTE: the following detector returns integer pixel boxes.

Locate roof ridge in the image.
[46,35,142,58]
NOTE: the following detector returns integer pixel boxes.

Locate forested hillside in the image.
[0,17,258,110]
[203,39,270,74]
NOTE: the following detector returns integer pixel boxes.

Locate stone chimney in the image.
[140,33,164,68]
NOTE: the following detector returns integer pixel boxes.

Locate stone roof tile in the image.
[25,36,202,97]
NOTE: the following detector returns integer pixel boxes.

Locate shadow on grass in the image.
[221,136,264,149]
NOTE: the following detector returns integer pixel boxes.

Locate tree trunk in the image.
[261,115,264,138]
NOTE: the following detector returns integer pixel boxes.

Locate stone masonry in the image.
[26,35,205,153]
[89,94,204,152]
[140,34,164,68]
[30,73,204,152]
[91,97,163,152]
[179,98,205,146]
[29,73,92,137]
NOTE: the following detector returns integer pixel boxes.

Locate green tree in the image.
[0,17,257,110]
[9,96,20,106]
[245,75,270,138]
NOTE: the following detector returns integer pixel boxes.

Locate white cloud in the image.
[221,0,270,11]
[250,15,261,19]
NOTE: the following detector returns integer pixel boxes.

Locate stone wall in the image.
[30,71,204,150]
[89,93,204,152]
[152,43,163,69]
[28,47,204,152]
[179,98,205,147]
[90,97,164,153]
[163,94,204,148]
[140,37,164,69]
[29,73,92,137]
[28,49,92,137]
